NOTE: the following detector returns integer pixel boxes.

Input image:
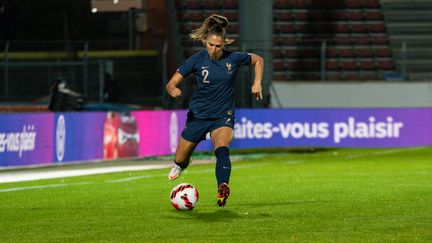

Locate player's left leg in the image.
[211,126,233,207]
[168,137,197,180]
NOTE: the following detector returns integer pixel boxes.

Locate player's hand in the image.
[251,83,262,100]
[168,87,182,98]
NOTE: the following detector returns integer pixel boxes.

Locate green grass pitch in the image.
[1,148,431,242]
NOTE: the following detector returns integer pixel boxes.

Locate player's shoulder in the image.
[183,50,207,68]
[225,50,251,62]
[188,50,207,61]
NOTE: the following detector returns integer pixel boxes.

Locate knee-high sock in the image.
[215,146,231,185]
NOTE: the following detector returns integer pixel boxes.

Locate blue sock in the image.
[215,146,231,185]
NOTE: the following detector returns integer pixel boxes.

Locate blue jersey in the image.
[177,50,251,119]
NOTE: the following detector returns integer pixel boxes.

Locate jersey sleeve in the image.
[177,54,198,77]
[232,52,252,66]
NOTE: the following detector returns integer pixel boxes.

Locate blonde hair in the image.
[189,14,234,45]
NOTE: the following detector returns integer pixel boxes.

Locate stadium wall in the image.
[1,108,431,168]
[270,81,432,108]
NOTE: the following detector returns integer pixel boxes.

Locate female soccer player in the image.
[166,14,263,207]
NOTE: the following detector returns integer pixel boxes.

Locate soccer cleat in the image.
[168,164,183,180]
[217,183,230,207]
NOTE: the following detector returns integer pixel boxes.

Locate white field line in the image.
[107,160,308,183]
[0,182,94,193]
[344,147,427,159]
[0,165,168,183]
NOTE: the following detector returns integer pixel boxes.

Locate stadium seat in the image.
[368,23,386,33]
[347,0,362,8]
[326,60,339,70]
[366,12,383,21]
[374,48,392,57]
[187,0,202,9]
[377,60,396,70]
[351,24,368,33]
[348,11,365,21]
[356,48,373,58]
[339,48,355,58]
[293,0,309,9]
[359,60,376,70]
[222,0,238,9]
[274,12,294,21]
[340,60,358,70]
[363,0,381,8]
[204,0,221,9]
[273,0,291,9]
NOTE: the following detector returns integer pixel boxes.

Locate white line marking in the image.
[0,165,168,183]
[345,147,427,159]
[0,182,94,193]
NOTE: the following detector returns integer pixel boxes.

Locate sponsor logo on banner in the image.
[56,115,66,162]
[0,125,37,157]
[233,116,403,143]
[169,112,178,153]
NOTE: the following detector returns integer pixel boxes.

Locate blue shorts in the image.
[181,111,235,143]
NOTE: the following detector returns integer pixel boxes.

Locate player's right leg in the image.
[168,137,197,180]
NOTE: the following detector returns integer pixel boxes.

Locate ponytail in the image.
[189,14,234,45]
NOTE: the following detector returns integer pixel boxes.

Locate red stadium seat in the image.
[366,12,383,21]
[340,60,358,70]
[221,0,238,9]
[187,0,202,9]
[227,24,240,34]
[347,0,362,8]
[356,48,373,57]
[294,12,309,21]
[371,36,389,45]
[345,73,362,80]
[377,60,396,70]
[348,11,365,21]
[326,48,339,58]
[293,0,309,9]
[333,24,350,33]
[364,0,381,8]
[223,12,239,21]
[326,61,339,70]
[339,48,355,58]
[375,48,392,57]
[273,0,292,9]
[274,24,296,33]
[274,12,294,21]
[176,0,186,9]
[351,24,368,33]
[359,61,376,70]
[204,0,221,9]
[368,23,386,33]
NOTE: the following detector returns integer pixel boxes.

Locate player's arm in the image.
[166,72,184,98]
[250,53,264,100]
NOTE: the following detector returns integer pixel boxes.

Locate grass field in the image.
[1,148,431,242]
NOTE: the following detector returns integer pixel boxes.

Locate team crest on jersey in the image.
[226,63,233,74]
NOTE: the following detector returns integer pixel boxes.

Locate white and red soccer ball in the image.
[170,183,199,210]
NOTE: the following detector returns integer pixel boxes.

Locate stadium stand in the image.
[273,0,396,81]
[175,0,240,58]
[381,0,432,80]
[173,0,396,81]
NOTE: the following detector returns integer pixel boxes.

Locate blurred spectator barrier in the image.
[1,108,431,168]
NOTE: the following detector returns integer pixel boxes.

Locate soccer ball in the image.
[170,183,199,210]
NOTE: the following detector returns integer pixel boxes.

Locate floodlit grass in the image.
[1,148,431,242]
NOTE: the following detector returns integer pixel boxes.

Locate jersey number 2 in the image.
[202,70,210,83]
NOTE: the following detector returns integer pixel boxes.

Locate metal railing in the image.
[1,40,166,106]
